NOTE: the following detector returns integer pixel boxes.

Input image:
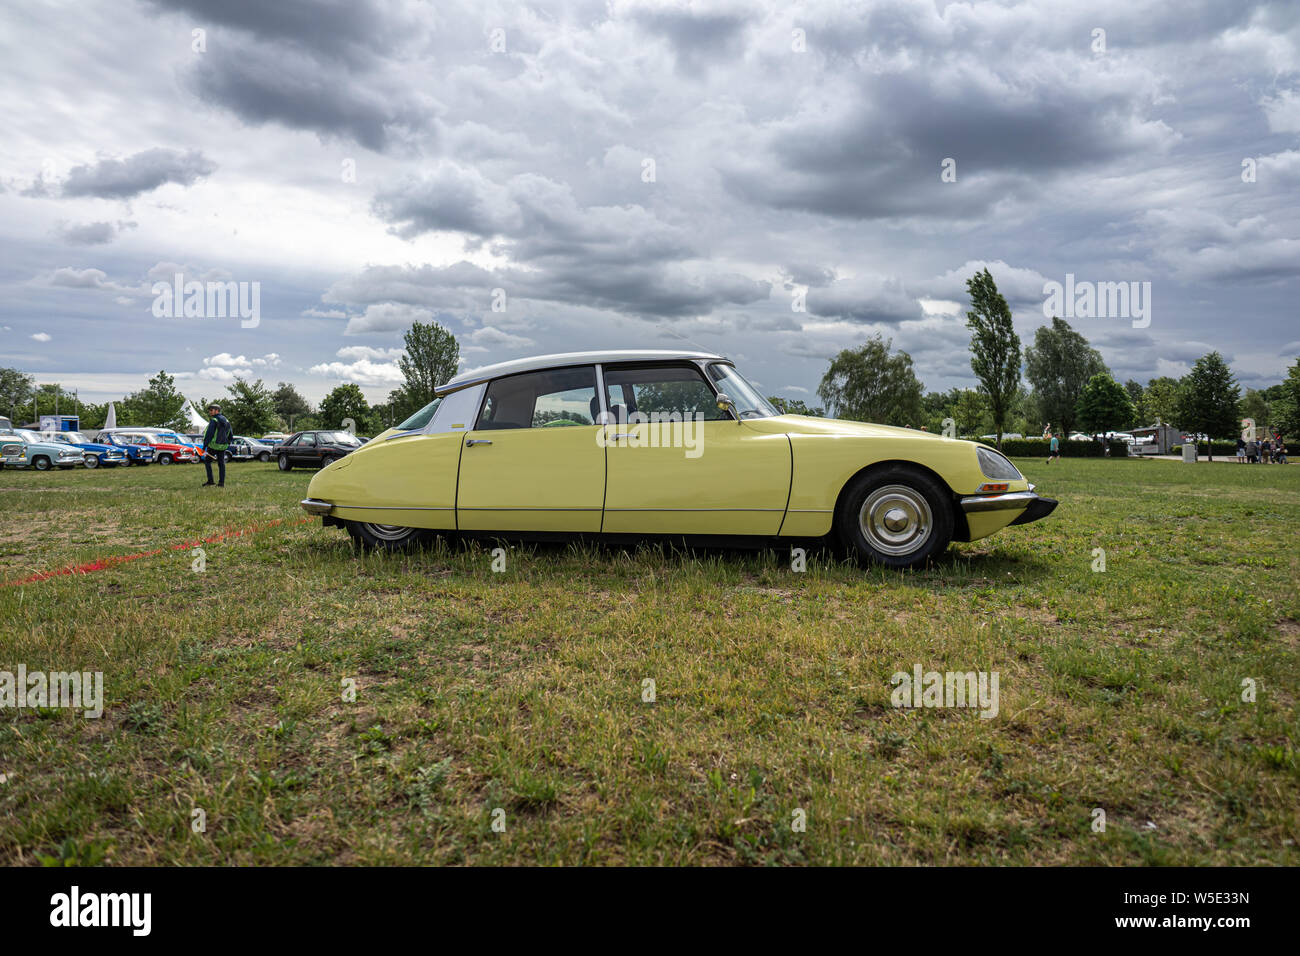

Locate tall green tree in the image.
[1075,374,1138,436]
[965,268,1022,449]
[222,378,280,435]
[817,334,924,426]
[1240,388,1271,432]
[393,321,459,420]
[1123,379,1145,424]
[0,367,34,421]
[1173,352,1241,461]
[318,383,377,435]
[119,371,190,430]
[272,381,313,428]
[1144,376,1181,425]
[1024,317,1107,437]
[1265,357,1300,441]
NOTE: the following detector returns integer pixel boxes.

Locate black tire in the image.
[321,455,338,468]
[345,520,434,553]
[84,455,99,469]
[835,465,953,569]
[33,456,51,471]
[278,455,292,471]
[258,451,270,462]
[159,453,173,465]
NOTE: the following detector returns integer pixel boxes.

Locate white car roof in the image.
[439,349,726,392]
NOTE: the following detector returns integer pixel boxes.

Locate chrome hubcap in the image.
[859,484,932,556]
[362,523,414,542]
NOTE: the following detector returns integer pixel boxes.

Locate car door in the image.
[456,365,605,532]
[293,433,317,464]
[600,362,792,535]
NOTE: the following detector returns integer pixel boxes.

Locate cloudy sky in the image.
[2,0,1298,408]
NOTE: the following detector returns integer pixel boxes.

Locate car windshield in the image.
[61,432,89,443]
[14,430,41,443]
[396,397,442,431]
[318,431,362,445]
[706,363,778,419]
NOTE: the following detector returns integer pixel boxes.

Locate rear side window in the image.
[476,366,598,430]
[603,364,729,422]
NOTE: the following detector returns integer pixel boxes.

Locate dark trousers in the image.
[204,450,227,485]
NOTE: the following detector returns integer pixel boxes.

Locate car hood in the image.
[750,414,954,442]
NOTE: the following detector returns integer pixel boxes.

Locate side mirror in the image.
[716,393,736,417]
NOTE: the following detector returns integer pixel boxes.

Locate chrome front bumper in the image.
[959,488,1058,525]
[301,498,333,515]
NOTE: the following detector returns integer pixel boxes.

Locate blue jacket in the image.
[203,414,232,451]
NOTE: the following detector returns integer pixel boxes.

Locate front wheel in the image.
[836,466,953,569]
[85,455,99,469]
[278,455,292,471]
[33,456,51,471]
[345,520,434,553]
[259,451,270,462]
[159,453,173,465]
[320,455,338,468]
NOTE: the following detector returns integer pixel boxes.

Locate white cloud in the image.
[30,332,51,342]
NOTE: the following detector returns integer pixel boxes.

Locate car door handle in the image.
[466,438,493,446]
[608,433,632,440]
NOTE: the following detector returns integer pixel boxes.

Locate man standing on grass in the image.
[201,403,232,488]
[1046,430,1060,465]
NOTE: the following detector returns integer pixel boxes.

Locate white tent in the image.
[185,402,208,432]
[103,402,117,430]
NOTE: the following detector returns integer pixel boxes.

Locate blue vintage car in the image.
[0,430,88,470]
[98,432,156,465]
[41,430,129,468]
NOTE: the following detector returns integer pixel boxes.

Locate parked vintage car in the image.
[39,430,128,468]
[231,435,273,462]
[96,428,196,465]
[301,350,1058,568]
[98,432,155,465]
[276,430,364,471]
[0,429,88,470]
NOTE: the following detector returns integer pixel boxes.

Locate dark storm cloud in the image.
[187,44,434,152]
[59,148,216,199]
[632,6,751,75]
[145,0,435,151]
[143,0,408,65]
[55,220,137,245]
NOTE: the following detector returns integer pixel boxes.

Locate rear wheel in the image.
[345,520,434,553]
[836,465,953,569]
[278,455,292,471]
[259,451,270,462]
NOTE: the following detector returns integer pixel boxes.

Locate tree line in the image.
[808,268,1300,453]
[0,321,460,438]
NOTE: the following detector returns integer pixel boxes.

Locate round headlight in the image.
[977,446,1023,481]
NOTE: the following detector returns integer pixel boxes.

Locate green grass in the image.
[0,456,1297,865]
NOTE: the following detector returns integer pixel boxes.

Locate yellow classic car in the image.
[302,350,1056,568]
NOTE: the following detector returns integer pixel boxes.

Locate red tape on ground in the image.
[3,516,313,588]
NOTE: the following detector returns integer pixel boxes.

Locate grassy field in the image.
[0,456,1296,866]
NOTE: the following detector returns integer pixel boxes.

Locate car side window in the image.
[300,433,317,446]
[603,364,729,422]
[475,366,598,431]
